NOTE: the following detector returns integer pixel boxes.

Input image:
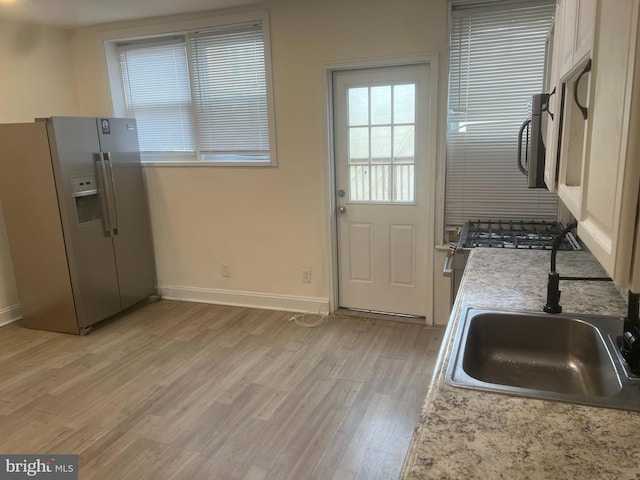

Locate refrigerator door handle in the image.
[104,152,120,235]
[96,154,112,237]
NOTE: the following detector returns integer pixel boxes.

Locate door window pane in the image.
[350,165,370,201]
[394,165,414,202]
[371,126,392,164]
[394,84,415,124]
[349,127,369,163]
[394,125,414,163]
[371,165,391,201]
[371,86,391,125]
[348,88,369,126]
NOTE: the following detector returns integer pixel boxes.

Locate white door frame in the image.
[322,53,439,325]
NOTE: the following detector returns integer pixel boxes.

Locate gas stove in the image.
[445,220,582,308]
[458,220,581,251]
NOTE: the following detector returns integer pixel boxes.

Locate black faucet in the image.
[620,292,640,375]
[543,221,611,314]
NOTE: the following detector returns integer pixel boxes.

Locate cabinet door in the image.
[574,0,597,63]
[578,0,640,286]
[558,0,597,78]
[552,0,597,198]
[557,58,592,218]
[544,6,564,192]
[558,0,578,77]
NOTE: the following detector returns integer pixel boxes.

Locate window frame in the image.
[102,11,277,167]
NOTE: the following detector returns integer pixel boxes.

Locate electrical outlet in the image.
[302,268,311,284]
[221,263,230,278]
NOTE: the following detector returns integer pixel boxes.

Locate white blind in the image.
[190,25,270,162]
[446,1,558,226]
[117,21,273,164]
[119,40,195,153]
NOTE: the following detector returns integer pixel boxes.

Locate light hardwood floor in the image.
[0,300,443,480]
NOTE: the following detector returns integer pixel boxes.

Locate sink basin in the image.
[446,309,640,411]
[462,312,621,396]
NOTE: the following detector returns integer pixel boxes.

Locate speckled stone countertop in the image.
[400,248,640,480]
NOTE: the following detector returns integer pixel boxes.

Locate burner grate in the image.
[459,220,581,251]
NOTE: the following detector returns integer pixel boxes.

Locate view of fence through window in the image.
[347,83,416,203]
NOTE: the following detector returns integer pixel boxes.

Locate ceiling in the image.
[0,0,263,27]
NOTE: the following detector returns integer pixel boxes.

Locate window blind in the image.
[190,25,270,162]
[116,20,273,165]
[119,40,195,153]
[445,1,557,226]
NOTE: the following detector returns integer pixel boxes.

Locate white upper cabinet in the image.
[544,0,596,194]
[558,0,597,78]
[576,0,640,288]
[574,0,598,66]
[557,0,578,76]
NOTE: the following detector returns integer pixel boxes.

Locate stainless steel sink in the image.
[445,309,640,411]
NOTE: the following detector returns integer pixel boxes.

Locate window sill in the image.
[141,160,276,167]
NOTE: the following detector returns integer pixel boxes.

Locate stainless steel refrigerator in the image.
[0,117,156,334]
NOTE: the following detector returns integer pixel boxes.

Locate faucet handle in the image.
[620,331,640,374]
[543,272,562,314]
[621,291,640,374]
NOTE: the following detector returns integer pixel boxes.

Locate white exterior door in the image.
[333,64,432,317]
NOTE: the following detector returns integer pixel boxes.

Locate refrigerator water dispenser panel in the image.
[71,174,101,224]
[72,175,98,197]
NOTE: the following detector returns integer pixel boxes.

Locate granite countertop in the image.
[401,248,640,480]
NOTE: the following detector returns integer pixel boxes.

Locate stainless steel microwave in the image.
[517,93,549,189]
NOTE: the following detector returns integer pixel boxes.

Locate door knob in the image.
[337,205,347,215]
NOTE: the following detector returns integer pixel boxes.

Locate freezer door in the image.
[97,118,156,309]
[48,117,122,328]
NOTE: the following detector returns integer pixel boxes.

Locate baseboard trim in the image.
[0,304,22,328]
[157,284,329,314]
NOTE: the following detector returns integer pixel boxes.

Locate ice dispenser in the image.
[71,175,102,224]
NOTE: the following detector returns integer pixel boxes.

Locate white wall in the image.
[68,0,451,318]
[0,18,78,325]
[0,19,78,123]
[0,0,452,324]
